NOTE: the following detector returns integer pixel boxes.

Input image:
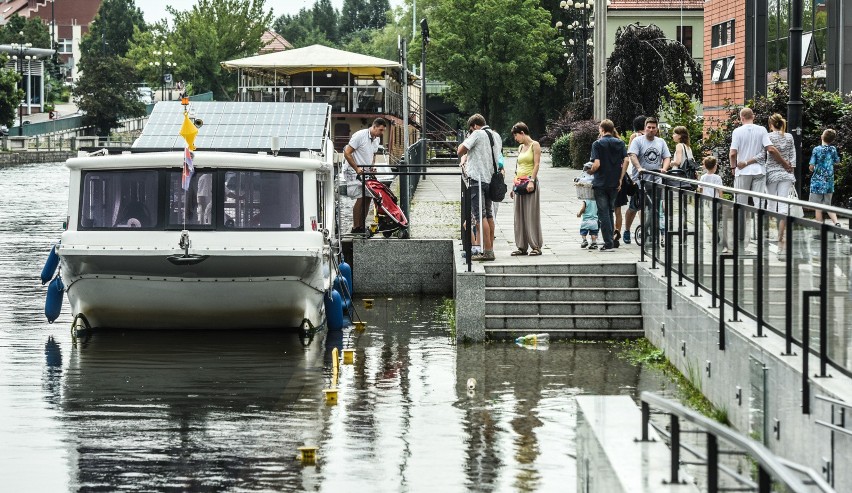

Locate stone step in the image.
[485,287,641,302]
[485,273,638,288]
[485,328,644,340]
[485,314,643,331]
[485,300,641,316]
[485,263,636,275]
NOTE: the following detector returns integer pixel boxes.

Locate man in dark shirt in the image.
[588,119,629,251]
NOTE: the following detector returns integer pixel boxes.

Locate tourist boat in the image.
[50,101,342,331]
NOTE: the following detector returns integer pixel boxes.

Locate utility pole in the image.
[420,19,429,174]
[788,0,804,197]
[592,0,606,120]
[399,36,410,219]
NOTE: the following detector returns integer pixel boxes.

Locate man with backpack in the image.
[458,114,503,261]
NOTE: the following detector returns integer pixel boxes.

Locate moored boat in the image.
[50,102,342,331]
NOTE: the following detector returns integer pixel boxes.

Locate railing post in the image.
[707,433,719,493]
[820,223,829,377]
[641,400,650,442]
[802,290,820,415]
[731,201,740,322]
[669,414,681,484]
[677,189,684,287]
[758,466,772,493]
[756,208,764,337]
[719,254,731,350]
[693,192,700,297]
[711,196,719,307]
[640,180,647,264]
[785,217,795,355]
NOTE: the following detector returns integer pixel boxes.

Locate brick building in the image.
[0,0,103,81]
[703,0,750,128]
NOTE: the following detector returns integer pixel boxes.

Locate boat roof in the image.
[132,102,331,154]
[65,150,329,172]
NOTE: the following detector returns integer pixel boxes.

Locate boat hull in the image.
[59,251,329,330]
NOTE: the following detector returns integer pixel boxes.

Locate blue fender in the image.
[339,261,353,296]
[333,275,352,313]
[40,245,59,285]
[45,276,64,323]
[324,289,344,332]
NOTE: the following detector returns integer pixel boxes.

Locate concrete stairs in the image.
[483,263,643,339]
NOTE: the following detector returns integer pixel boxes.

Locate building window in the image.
[711,20,736,48]
[711,56,735,83]
[58,39,73,54]
[677,26,693,54]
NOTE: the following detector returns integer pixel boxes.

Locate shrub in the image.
[659,83,703,159]
[569,120,599,169]
[551,133,572,168]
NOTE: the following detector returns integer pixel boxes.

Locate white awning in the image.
[221,44,401,77]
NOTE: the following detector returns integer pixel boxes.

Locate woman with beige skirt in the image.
[510,122,543,256]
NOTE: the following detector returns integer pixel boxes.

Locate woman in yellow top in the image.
[510,122,543,255]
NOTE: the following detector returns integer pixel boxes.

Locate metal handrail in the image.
[639,169,852,217]
[641,392,822,492]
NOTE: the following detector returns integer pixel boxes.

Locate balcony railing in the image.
[238,85,404,117]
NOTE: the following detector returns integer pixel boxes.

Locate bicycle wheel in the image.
[634,225,643,247]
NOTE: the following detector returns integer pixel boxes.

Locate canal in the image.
[0,161,675,491]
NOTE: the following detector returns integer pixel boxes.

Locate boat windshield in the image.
[222,170,302,230]
[167,171,215,228]
[79,170,160,229]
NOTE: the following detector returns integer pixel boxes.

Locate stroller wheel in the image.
[397,228,410,239]
[382,230,394,238]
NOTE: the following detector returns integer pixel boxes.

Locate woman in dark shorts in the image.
[614,183,629,242]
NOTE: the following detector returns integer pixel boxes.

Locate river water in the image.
[0,161,674,492]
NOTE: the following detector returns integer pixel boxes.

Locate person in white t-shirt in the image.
[729,107,790,248]
[344,118,387,234]
[697,156,731,253]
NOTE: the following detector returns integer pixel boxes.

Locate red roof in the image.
[608,0,704,9]
[259,30,293,54]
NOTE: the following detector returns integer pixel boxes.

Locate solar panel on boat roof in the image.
[132,102,329,151]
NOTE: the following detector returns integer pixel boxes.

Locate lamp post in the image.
[557,1,596,101]
[149,49,174,102]
[10,38,33,136]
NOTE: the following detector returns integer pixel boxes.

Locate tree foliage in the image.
[0,54,23,127]
[272,9,331,48]
[73,55,145,135]
[658,83,703,159]
[428,0,558,133]
[165,0,273,100]
[79,0,146,57]
[606,23,702,132]
[341,0,390,38]
[0,15,52,47]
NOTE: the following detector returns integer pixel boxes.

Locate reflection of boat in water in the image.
[54,102,341,330]
[59,331,327,489]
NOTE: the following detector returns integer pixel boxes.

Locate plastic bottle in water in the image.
[515,333,550,345]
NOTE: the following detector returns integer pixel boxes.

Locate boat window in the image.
[222,170,302,230]
[79,170,159,229]
[166,170,215,229]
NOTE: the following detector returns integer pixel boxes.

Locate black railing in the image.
[641,392,830,493]
[637,170,852,394]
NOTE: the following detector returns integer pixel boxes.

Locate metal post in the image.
[785,217,795,355]
[802,290,819,415]
[707,434,719,493]
[641,401,650,441]
[420,19,429,160]
[677,189,684,287]
[592,0,607,120]
[820,224,829,377]
[758,467,772,493]
[757,209,765,337]
[789,0,804,197]
[693,192,700,297]
[719,255,729,350]
[399,37,410,219]
[712,196,719,307]
[669,415,681,484]
[732,201,740,322]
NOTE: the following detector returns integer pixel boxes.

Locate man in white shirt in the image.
[344,118,387,234]
[729,108,789,246]
[457,113,502,261]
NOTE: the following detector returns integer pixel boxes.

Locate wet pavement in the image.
[0,160,677,491]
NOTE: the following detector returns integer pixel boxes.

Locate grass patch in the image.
[437,297,456,341]
[619,338,729,424]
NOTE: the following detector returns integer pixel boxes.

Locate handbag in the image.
[483,127,507,202]
[788,187,804,218]
[513,176,535,195]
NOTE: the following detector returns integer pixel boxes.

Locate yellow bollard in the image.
[353,321,367,331]
[363,298,374,309]
[342,348,355,364]
[297,446,319,464]
[323,388,338,405]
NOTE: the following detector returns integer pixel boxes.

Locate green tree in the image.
[606,23,702,133]
[125,22,174,90]
[313,0,339,43]
[341,0,370,38]
[428,0,558,132]
[658,83,703,158]
[0,54,24,127]
[0,15,51,47]
[366,0,391,29]
[167,0,273,99]
[73,54,145,135]
[79,0,146,57]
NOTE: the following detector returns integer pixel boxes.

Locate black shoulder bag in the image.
[483,127,507,202]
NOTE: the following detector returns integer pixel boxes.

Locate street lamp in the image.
[149,49,175,102]
[10,38,33,135]
[557,0,595,101]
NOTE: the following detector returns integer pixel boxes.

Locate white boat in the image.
[55,102,341,330]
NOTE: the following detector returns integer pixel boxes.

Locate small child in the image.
[577,199,599,249]
[698,156,722,198]
[809,128,841,225]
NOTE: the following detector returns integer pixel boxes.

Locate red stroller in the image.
[364,177,409,238]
